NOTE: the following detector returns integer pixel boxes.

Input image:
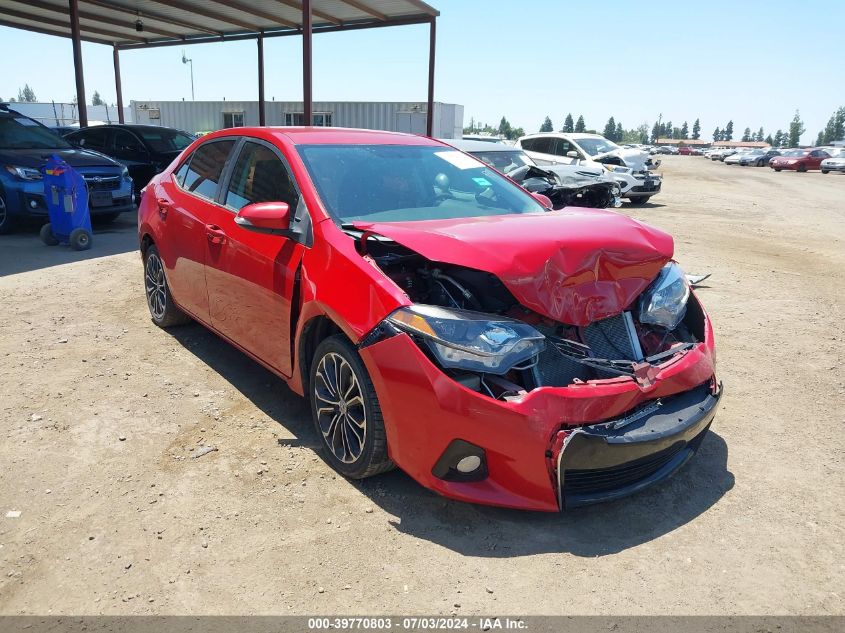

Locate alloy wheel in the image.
[0,194,6,228]
[144,252,167,321]
[314,352,367,463]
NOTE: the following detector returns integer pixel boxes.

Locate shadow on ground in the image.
[0,212,138,277]
[168,321,733,559]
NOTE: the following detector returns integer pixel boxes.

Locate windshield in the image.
[297,144,546,224]
[576,137,620,156]
[0,114,72,150]
[135,128,194,153]
[469,149,533,174]
[783,149,808,157]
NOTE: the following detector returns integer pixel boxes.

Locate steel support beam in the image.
[426,17,436,137]
[113,44,124,123]
[302,0,312,126]
[258,34,266,126]
[69,0,87,127]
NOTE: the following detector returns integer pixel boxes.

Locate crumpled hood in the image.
[594,148,651,171]
[543,163,614,187]
[354,209,674,326]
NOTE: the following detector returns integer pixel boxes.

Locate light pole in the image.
[181,50,194,101]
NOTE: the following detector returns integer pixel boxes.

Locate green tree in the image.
[713,127,721,142]
[562,113,574,133]
[692,118,701,140]
[539,116,554,133]
[821,114,836,144]
[574,115,586,132]
[755,126,764,142]
[91,91,105,106]
[741,127,752,142]
[650,122,660,143]
[724,120,734,141]
[603,116,616,139]
[787,110,804,147]
[680,121,689,139]
[834,106,845,141]
[773,129,784,147]
[18,84,36,102]
[815,131,825,146]
[498,116,512,139]
[615,122,624,142]
[665,121,673,139]
[765,134,773,145]
[636,123,650,144]
[511,127,525,139]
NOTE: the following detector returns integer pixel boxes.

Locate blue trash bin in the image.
[39,154,93,251]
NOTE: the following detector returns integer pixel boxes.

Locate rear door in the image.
[112,128,155,189]
[153,138,236,323]
[203,139,307,376]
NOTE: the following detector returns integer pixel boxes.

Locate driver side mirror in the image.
[566,150,579,159]
[235,201,290,235]
[531,192,553,209]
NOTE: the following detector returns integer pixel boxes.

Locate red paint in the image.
[353,209,674,326]
[139,127,719,511]
[770,149,830,171]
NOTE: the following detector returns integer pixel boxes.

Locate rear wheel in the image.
[0,190,16,235]
[774,168,782,172]
[143,244,190,327]
[821,169,829,174]
[797,163,807,172]
[310,335,393,479]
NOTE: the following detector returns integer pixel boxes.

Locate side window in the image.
[73,128,109,152]
[181,140,235,200]
[113,130,146,160]
[173,157,192,187]
[223,112,244,128]
[224,142,299,211]
[551,138,573,156]
[520,138,536,151]
[531,137,553,154]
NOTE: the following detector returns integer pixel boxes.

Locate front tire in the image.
[0,189,16,235]
[310,335,393,479]
[627,196,652,206]
[821,169,829,174]
[143,244,190,327]
[797,164,807,172]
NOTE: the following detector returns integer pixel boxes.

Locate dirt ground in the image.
[0,156,843,616]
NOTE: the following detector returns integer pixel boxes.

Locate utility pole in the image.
[181,50,194,101]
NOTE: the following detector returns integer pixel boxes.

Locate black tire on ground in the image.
[68,227,92,251]
[0,189,16,235]
[143,244,190,328]
[821,170,829,174]
[627,197,652,206]
[40,223,59,246]
[774,168,782,172]
[797,164,807,172]
[92,212,121,225]
[309,334,394,480]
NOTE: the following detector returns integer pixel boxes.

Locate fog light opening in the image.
[432,439,488,482]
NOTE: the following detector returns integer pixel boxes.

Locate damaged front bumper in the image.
[358,324,718,512]
[556,381,721,509]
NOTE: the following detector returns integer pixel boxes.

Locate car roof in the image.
[521,132,603,140]
[201,126,442,146]
[70,123,186,132]
[443,139,515,152]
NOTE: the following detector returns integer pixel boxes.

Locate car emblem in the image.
[92,176,103,183]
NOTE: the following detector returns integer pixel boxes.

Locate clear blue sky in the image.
[1,0,843,143]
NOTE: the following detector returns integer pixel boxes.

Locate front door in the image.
[203,140,305,376]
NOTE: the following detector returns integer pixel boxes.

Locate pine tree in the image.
[680,121,689,139]
[773,130,784,147]
[574,115,586,133]
[834,107,845,141]
[815,131,825,146]
[787,110,804,147]
[562,113,574,133]
[724,120,734,141]
[539,116,554,133]
[741,127,752,142]
[765,134,774,146]
[650,122,660,143]
[692,118,701,140]
[91,91,104,106]
[713,127,721,142]
[603,116,616,139]
[665,121,673,138]
[498,116,512,139]
[756,127,764,142]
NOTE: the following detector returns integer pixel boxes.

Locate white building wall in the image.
[129,100,464,138]
[4,102,130,126]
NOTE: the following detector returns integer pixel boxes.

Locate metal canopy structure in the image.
[0,0,439,131]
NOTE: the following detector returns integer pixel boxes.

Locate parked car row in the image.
[704,145,843,172]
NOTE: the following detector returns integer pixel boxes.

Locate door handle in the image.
[205,224,226,245]
[156,198,172,219]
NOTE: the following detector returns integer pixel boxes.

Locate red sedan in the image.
[139,127,721,511]
[770,148,831,172]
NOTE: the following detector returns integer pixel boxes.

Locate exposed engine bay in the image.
[361,236,704,401]
[507,164,620,210]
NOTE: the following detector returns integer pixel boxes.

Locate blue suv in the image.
[0,105,134,234]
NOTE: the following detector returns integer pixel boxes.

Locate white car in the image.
[517,133,662,204]
[821,148,845,173]
[723,149,756,165]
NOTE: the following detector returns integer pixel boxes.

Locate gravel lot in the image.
[0,156,843,615]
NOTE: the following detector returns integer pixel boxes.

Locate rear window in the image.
[135,128,194,153]
[180,140,235,200]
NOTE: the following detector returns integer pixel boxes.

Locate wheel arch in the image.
[297,314,347,395]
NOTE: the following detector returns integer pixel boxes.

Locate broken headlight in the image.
[638,263,690,330]
[387,305,545,374]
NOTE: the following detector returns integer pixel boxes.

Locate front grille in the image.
[631,183,661,193]
[563,442,685,495]
[83,175,121,191]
